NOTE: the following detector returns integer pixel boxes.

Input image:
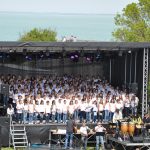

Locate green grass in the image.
[2,148,25,150]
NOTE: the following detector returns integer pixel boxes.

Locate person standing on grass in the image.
[95,122,106,150]
[65,114,76,149]
[80,121,90,150]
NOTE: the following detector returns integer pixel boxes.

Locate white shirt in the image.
[28,104,34,113]
[45,105,51,113]
[80,103,86,111]
[62,103,68,113]
[113,112,123,123]
[98,104,104,111]
[109,103,116,112]
[80,126,89,136]
[24,104,29,111]
[68,105,74,114]
[51,105,56,114]
[39,105,45,113]
[104,103,110,110]
[7,108,14,115]
[95,125,105,132]
[17,103,24,113]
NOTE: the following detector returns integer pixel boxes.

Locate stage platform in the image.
[0,120,109,147]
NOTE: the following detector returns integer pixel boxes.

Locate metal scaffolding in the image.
[142,48,149,118]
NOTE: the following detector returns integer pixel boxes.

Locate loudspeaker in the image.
[0,117,10,126]
[0,84,9,96]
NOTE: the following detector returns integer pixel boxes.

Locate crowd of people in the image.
[0,74,139,124]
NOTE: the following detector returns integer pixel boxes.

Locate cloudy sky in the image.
[0,0,139,14]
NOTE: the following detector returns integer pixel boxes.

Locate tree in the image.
[19,28,57,41]
[112,0,150,42]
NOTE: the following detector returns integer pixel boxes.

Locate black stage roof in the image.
[0,42,149,52]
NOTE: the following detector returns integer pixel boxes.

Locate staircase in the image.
[10,121,28,150]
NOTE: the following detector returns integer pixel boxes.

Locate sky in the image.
[0,0,139,14]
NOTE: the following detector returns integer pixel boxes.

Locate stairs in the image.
[10,123,28,150]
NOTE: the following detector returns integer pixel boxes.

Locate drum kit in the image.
[109,119,145,141]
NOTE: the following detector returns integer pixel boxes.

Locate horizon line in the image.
[0,11,116,15]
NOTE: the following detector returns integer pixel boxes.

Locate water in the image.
[0,12,115,41]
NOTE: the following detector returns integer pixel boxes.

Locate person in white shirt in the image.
[95,122,106,150]
[34,100,40,123]
[104,99,110,122]
[62,100,68,123]
[16,99,24,124]
[45,101,51,123]
[23,99,29,124]
[7,104,15,121]
[80,122,90,150]
[98,99,104,122]
[79,100,86,123]
[39,100,45,123]
[92,101,98,123]
[113,109,123,123]
[56,99,62,123]
[74,100,79,121]
[130,95,138,116]
[13,89,19,113]
[124,95,130,118]
[68,100,74,116]
[51,100,56,122]
[109,99,116,121]
[28,100,34,124]
[85,99,93,122]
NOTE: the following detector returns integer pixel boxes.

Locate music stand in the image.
[96,132,105,136]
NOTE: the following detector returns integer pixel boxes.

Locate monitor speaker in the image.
[0,117,10,126]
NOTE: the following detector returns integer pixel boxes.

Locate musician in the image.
[95,122,106,150]
[80,121,91,150]
[132,114,142,136]
[112,109,123,131]
[113,109,123,123]
[65,114,76,150]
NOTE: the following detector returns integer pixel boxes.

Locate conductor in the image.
[65,114,76,149]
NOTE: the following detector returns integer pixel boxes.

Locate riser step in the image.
[14,142,28,144]
[14,137,27,139]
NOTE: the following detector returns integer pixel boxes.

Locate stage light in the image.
[85,56,94,63]
[25,55,32,61]
[70,52,79,62]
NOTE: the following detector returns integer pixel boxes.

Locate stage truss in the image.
[142,48,149,117]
